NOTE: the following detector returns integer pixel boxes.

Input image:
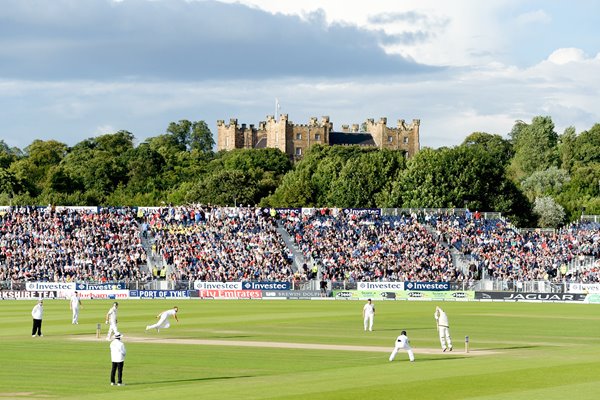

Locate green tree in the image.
[395,146,534,225]
[462,132,514,166]
[558,126,577,172]
[520,167,571,202]
[533,196,566,228]
[166,119,215,153]
[509,116,559,180]
[328,150,406,208]
[9,139,68,197]
[189,170,259,206]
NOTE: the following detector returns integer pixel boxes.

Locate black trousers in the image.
[111,362,124,384]
[32,319,42,336]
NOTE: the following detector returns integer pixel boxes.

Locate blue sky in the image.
[1,0,599,150]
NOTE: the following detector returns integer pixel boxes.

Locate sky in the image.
[1,0,599,150]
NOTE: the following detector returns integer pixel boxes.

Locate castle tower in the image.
[217,114,419,159]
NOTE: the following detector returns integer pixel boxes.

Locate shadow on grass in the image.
[125,375,254,386]
[483,345,541,351]
[377,327,433,332]
[209,335,255,339]
[412,356,470,362]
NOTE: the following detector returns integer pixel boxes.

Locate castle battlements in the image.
[217,114,419,160]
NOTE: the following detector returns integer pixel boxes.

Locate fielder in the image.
[146,306,179,333]
[434,306,453,352]
[70,291,82,324]
[362,299,375,331]
[389,330,415,362]
[105,302,119,341]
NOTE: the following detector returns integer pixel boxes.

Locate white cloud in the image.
[516,9,552,25]
[94,125,116,136]
[546,48,587,65]
[3,45,598,151]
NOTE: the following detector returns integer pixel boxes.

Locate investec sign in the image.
[242,282,290,290]
[26,282,76,292]
[357,282,405,291]
[76,282,127,290]
[194,281,242,290]
[405,282,450,291]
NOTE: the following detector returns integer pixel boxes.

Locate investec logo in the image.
[357,282,404,290]
[405,282,450,291]
[26,282,75,291]
[194,281,242,290]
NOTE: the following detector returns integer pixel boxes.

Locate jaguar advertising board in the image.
[475,291,587,302]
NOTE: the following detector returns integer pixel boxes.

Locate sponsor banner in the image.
[333,290,474,301]
[404,282,450,291]
[262,290,321,299]
[76,290,130,300]
[405,291,474,301]
[76,282,127,291]
[199,289,262,299]
[357,282,405,291]
[475,291,587,302]
[1,290,59,300]
[194,281,243,290]
[584,294,600,304]
[342,208,381,216]
[54,206,98,213]
[242,282,290,291]
[129,290,190,299]
[568,283,600,294]
[380,292,397,300]
[26,282,76,292]
[275,208,302,216]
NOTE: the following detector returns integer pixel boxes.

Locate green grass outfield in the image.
[1,299,599,400]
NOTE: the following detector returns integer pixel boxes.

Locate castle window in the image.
[296,133,302,140]
[315,133,321,141]
[403,136,409,144]
[387,136,393,143]
[295,147,302,156]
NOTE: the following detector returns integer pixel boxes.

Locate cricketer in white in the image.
[389,330,415,362]
[434,306,453,352]
[146,306,179,332]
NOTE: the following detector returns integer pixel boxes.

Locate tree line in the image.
[1,116,598,227]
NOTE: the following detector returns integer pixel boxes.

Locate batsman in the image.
[434,306,453,352]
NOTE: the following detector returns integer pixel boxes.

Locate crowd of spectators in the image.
[429,213,600,283]
[1,204,599,286]
[281,210,466,284]
[0,206,149,284]
[145,206,295,282]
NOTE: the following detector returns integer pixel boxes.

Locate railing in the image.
[2,278,597,294]
[380,208,502,219]
[580,215,600,223]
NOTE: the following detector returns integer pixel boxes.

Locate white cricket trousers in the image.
[364,314,374,331]
[72,307,80,324]
[438,326,452,350]
[107,323,118,340]
[389,345,415,362]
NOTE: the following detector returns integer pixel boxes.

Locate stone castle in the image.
[217,114,420,160]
